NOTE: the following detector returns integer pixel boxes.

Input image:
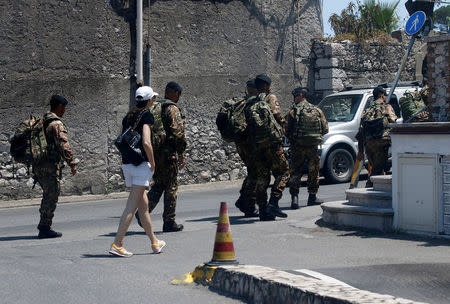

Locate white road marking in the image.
[295,269,354,288]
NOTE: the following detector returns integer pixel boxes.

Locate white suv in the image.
[317,81,421,183]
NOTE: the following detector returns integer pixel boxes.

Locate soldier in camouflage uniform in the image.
[35,95,77,238]
[399,84,433,123]
[234,79,259,217]
[286,87,328,208]
[146,82,186,232]
[356,86,397,187]
[246,74,290,221]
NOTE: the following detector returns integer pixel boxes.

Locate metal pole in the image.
[145,0,151,86]
[136,0,143,85]
[386,36,416,103]
[145,44,151,86]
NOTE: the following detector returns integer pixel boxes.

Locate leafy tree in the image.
[433,5,450,32]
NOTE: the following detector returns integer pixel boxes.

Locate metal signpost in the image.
[350,10,428,189]
[385,11,427,104]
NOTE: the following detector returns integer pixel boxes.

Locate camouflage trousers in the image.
[147,149,179,222]
[247,143,290,205]
[235,141,257,212]
[34,164,60,229]
[365,138,391,178]
[289,144,320,195]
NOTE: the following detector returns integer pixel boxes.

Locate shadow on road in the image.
[0,235,38,241]
[315,219,450,247]
[81,253,158,258]
[99,230,163,238]
[208,286,249,303]
[186,215,258,225]
[81,254,117,259]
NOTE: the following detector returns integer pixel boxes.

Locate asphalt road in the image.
[1,179,449,304]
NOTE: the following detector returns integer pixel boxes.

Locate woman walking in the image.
[109,86,166,257]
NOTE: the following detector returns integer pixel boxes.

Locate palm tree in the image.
[359,0,400,34]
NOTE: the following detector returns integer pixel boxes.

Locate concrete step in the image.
[371,175,392,192]
[321,201,394,232]
[345,188,392,208]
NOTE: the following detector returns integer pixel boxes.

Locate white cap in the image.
[135,86,158,101]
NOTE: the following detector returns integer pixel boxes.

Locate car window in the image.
[318,94,363,122]
[388,95,401,117]
[364,96,374,110]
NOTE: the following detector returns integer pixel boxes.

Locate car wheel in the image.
[325,148,354,184]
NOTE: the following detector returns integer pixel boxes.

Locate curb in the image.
[187,264,427,304]
[0,179,244,209]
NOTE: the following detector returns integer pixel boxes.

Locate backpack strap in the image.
[130,109,147,131]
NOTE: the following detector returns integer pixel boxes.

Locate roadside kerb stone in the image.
[194,264,428,304]
[0,179,245,209]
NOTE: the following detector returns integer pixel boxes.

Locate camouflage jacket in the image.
[43,112,76,167]
[286,101,329,143]
[356,100,397,153]
[265,93,286,134]
[163,102,187,157]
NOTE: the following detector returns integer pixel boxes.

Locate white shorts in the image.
[122,162,153,187]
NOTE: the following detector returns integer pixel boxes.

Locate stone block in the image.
[444,214,450,226]
[315,78,343,91]
[316,58,339,68]
[444,225,450,235]
[443,203,450,214]
[318,68,347,79]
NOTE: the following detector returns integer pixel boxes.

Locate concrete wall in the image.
[0,0,323,200]
[425,33,450,121]
[310,33,426,101]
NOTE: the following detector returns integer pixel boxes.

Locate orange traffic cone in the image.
[206,202,238,266]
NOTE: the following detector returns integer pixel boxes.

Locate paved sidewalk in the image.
[0,179,244,209]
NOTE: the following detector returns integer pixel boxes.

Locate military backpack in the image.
[148,99,176,151]
[245,93,283,145]
[216,97,248,142]
[360,101,389,140]
[399,89,431,122]
[290,102,325,145]
[10,115,60,167]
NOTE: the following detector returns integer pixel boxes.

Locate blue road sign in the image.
[405,11,426,35]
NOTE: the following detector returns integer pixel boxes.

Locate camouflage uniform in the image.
[286,102,328,196]
[234,92,259,215]
[147,100,186,222]
[247,93,290,206]
[34,112,76,230]
[357,100,397,184]
[234,139,257,213]
[399,87,433,123]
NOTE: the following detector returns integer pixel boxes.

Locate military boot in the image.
[291,195,299,210]
[259,204,276,221]
[267,196,288,218]
[163,221,184,232]
[307,194,324,206]
[38,226,62,239]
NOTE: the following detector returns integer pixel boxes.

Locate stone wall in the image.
[310,33,427,101]
[0,0,323,200]
[425,33,450,121]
